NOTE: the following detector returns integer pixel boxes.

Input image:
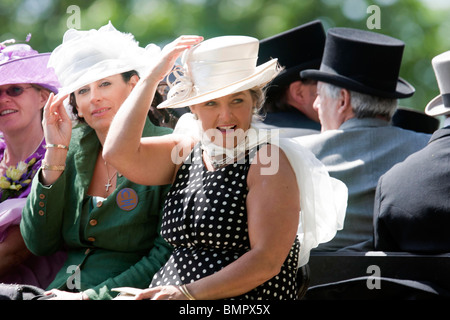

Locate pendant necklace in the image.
[104,161,117,193]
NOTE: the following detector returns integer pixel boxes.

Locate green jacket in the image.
[20,119,173,300]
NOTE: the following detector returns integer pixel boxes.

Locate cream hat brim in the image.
[157,58,280,109]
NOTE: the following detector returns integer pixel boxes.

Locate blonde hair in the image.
[249,85,268,121]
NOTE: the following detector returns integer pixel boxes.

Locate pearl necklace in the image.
[200,126,275,169]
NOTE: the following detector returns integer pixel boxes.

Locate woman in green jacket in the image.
[19,22,173,300]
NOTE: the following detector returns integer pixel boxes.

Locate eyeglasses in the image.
[0,85,34,98]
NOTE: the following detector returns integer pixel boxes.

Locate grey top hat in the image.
[425,50,450,116]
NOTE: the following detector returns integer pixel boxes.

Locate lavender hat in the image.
[0,39,60,93]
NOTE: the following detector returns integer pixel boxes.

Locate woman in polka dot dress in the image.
[104,35,347,300]
[152,142,300,299]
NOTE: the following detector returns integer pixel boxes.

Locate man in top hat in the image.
[373,50,450,253]
[253,20,325,137]
[296,27,431,251]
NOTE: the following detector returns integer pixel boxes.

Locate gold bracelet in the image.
[41,161,65,171]
[45,144,69,151]
[179,284,196,300]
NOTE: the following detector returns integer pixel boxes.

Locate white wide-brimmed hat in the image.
[157,35,280,109]
[48,21,161,96]
[425,50,450,116]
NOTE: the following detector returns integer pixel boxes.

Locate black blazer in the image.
[374,126,450,253]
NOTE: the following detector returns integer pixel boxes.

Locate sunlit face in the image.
[190,91,255,148]
[74,74,137,132]
[0,83,47,133]
[313,82,343,132]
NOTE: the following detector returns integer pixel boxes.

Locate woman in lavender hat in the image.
[0,36,66,288]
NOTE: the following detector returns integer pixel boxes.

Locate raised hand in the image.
[149,35,203,82]
[40,92,72,185]
[42,92,72,147]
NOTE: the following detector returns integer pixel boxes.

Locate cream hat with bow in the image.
[157,35,280,109]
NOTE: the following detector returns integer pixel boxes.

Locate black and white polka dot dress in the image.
[151,143,300,300]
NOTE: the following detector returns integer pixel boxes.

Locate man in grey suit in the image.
[374,50,450,252]
[296,28,431,251]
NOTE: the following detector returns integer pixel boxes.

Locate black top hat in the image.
[392,107,440,134]
[300,28,415,99]
[257,20,326,86]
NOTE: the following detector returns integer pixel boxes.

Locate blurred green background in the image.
[1,0,449,113]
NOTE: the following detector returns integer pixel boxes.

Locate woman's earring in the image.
[193,113,198,120]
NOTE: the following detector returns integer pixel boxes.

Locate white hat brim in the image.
[425,94,450,116]
[57,64,149,96]
[157,59,279,109]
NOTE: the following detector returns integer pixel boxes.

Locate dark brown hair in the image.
[261,78,317,113]
[69,70,164,123]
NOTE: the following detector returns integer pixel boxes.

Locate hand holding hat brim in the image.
[156,35,282,109]
[149,35,204,84]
